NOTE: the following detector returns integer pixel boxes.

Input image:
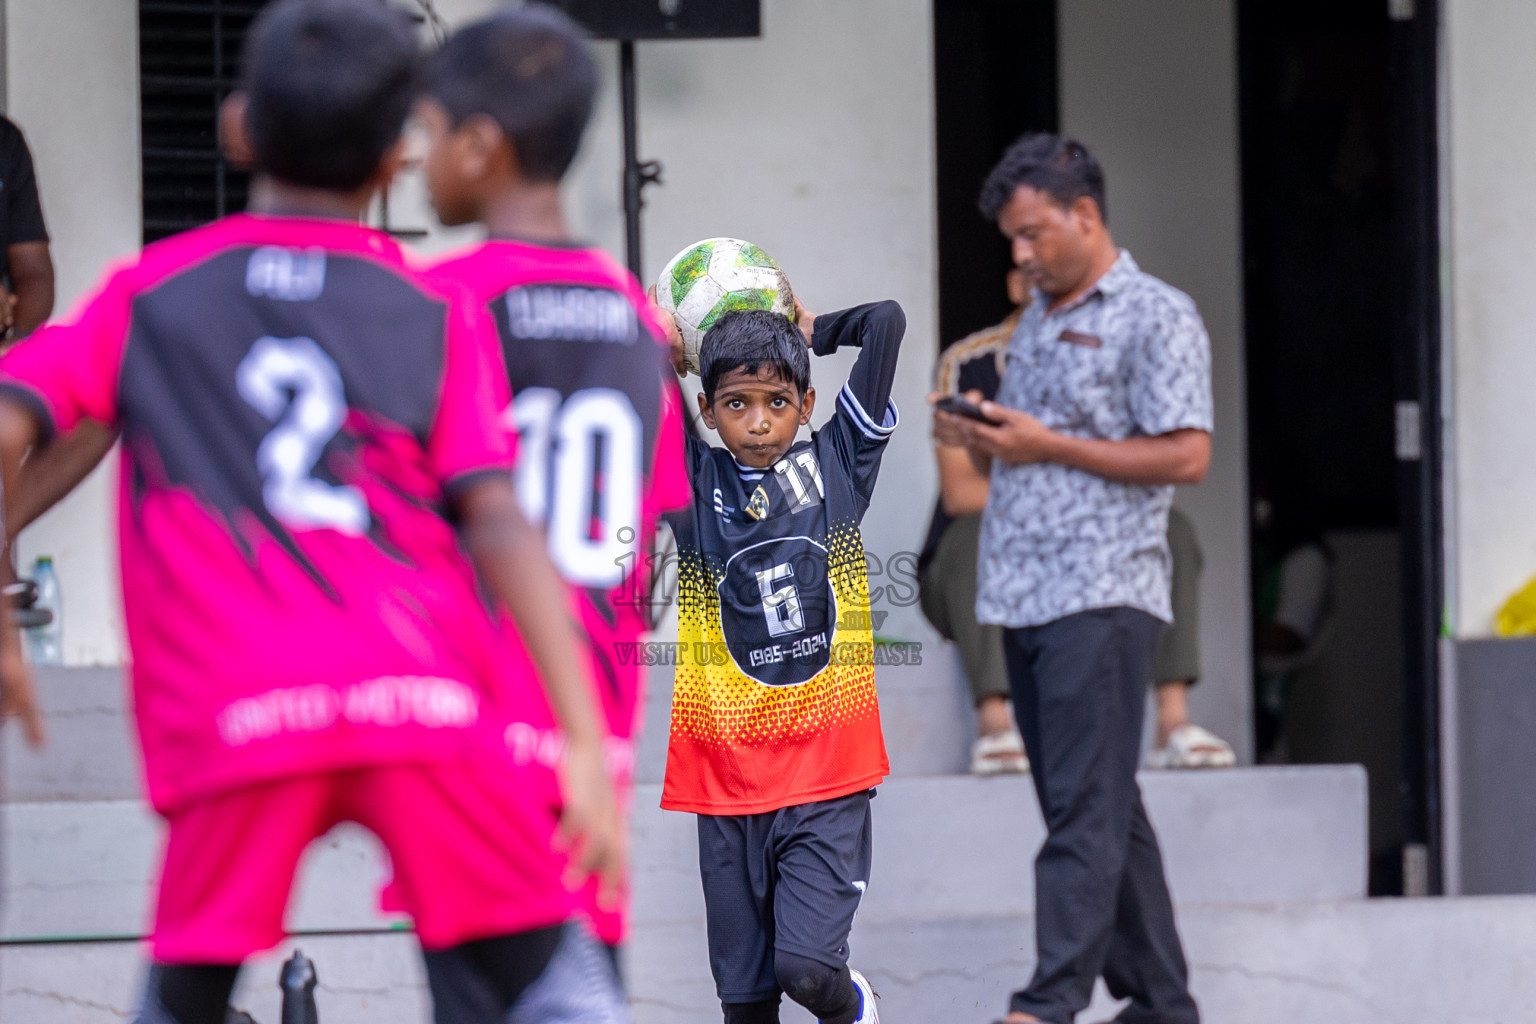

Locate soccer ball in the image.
[655,237,795,374]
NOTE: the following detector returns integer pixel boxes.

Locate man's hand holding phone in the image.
[931,389,1062,467]
[934,393,1002,426]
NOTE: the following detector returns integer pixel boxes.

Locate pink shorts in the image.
[151,756,572,963]
[376,730,636,946]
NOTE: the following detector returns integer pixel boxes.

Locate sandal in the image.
[1146,722,1236,769]
[971,730,1030,775]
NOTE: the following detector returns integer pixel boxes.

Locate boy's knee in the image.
[773,951,851,1016]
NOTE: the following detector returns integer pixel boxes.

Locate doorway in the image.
[931,0,1057,350]
[1238,0,1441,896]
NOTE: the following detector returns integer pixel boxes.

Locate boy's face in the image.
[416,97,484,228]
[699,366,816,469]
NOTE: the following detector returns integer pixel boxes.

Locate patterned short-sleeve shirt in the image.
[976,251,1213,628]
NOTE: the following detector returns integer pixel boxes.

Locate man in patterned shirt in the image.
[934,133,1210,1024]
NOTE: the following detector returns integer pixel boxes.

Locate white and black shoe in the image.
[846,967,879,1023]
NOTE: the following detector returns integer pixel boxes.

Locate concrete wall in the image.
[5,0,138,665]
[0,0,941,663]
[1057,0,1252,759]
[0,0,1269,740]
[1442,1,1536,638]
[394,0,942,643]
[1438,0,1536,892]
[0,0,1252,734]
[613,0,940,644]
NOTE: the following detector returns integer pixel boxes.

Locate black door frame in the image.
[1388,0,1444,894]
[1236,0,1445,893]
[931,0,1058,349]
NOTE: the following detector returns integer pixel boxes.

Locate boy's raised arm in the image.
[805,299,906,421]
[7,422,119,539]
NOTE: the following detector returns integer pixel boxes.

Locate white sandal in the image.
[1147,722,1236,769]
[971,730,1030,775]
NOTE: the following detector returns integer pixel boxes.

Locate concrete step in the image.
[0,933,429,1024]
[4,653,1237,796]
[2,658,984,802]
[0,802,406,941]
[628,896,1536,1024]
[1,767,1366,941]
[8,895,1536,1023]
[630,768,1367,925]
[1,667,140,802]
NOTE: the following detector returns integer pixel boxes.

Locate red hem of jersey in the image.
[657,770,889,816]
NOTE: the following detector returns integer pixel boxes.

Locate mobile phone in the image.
[935,394,1002,426]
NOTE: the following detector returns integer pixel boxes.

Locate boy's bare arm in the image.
[455,475,624,898]
[935,442,990,516]
[0,399,45,747]
[7,242,55,339]
[7,421,118,539]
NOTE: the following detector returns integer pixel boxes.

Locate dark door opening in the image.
[1238,0,1441,896]
[139,0,265,244]
[932,0,1057,350]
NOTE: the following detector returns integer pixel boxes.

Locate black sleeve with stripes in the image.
[809,300,905,423]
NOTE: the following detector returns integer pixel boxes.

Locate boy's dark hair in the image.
[699,311,811,404]
[240,0,420,191]
[978,132,1108,225]
[425,5,598,182]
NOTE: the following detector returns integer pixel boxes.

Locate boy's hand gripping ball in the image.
[654,237,795,375]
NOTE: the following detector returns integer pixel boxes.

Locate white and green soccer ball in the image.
[655,237,794,374]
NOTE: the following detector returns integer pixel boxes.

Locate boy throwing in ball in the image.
[656,293,905,1024]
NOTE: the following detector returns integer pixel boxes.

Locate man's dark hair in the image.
[425,6,597,182]
[699,310,811,404]
[240,0,420,191]
[978,132,1108,225]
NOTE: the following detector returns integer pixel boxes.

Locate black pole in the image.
[620,40,643,279]
[619,40,664,282]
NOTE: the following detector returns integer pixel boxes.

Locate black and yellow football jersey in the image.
[661,301,905,814]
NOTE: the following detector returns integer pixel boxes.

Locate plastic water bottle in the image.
[25,556,62,666]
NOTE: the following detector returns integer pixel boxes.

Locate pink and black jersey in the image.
[429,240,691,943]
[0,215,519,813]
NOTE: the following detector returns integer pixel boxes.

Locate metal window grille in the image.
[139,1,268,243]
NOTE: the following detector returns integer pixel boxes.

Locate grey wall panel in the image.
[1456,635,1536,893]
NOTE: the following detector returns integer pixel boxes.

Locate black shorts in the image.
[696,789,874,1003]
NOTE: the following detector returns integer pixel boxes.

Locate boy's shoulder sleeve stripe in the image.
[837,382,898,440]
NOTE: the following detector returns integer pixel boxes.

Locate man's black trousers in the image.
[1003,607,1199,1024]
